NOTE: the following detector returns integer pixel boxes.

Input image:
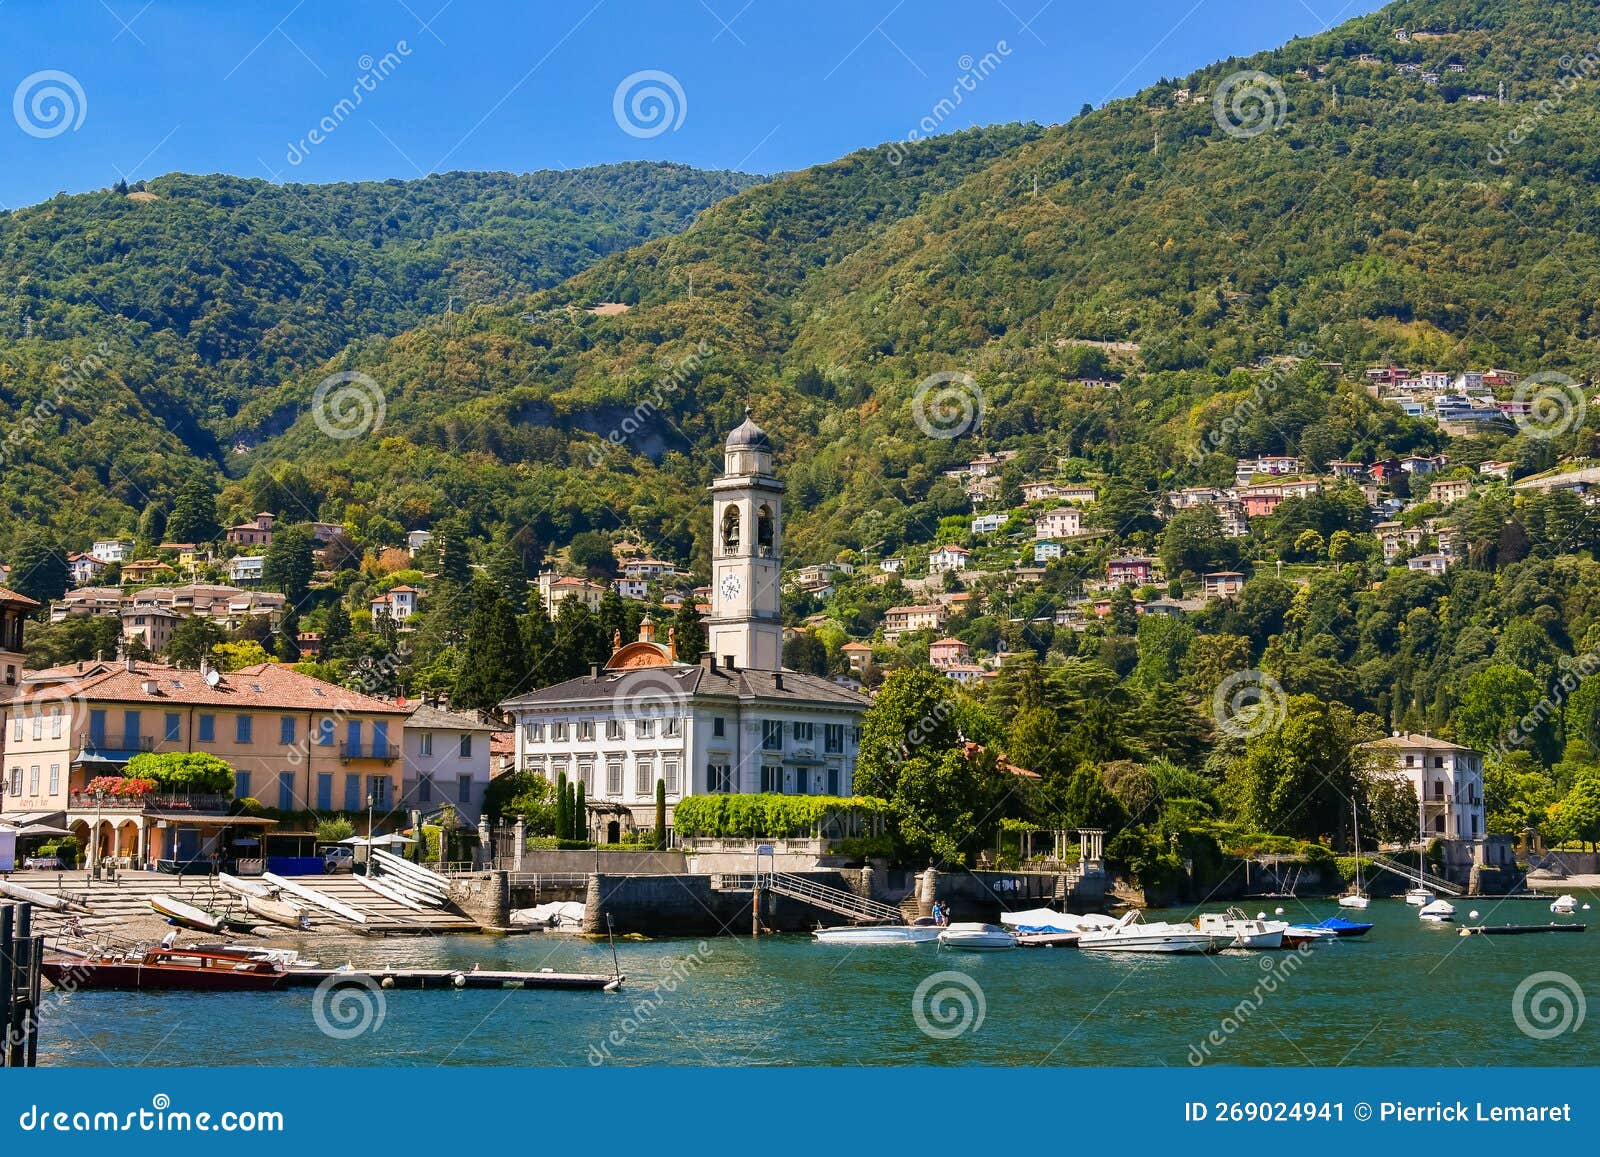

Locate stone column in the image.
[917,867,939,919]
[477,815,491,869]
[581,873,605,935]
[513,817,526,873]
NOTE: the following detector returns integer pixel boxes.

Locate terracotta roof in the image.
[1360,732,1476,753]
[0,587,41,607]
[19,661,407,714]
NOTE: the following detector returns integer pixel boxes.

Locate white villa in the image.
[403,702,499,824]
[501,414,870,839]
[1361,732,1485,841]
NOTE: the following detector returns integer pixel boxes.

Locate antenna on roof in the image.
[204,668,221,688]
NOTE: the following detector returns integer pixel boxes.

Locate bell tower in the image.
[706,409,784,671]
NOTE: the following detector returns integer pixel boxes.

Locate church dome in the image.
[725,409,771,453]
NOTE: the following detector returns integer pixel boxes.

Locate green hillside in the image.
[0,163,759,538]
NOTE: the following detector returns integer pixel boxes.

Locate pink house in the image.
[929,636,972,670]
[1107,557,1157,586]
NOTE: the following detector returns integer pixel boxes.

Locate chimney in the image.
[724,655,736,671]
[589,665,600,679]
[774,673,783,691]
[701,652,718,674]
[124,655,137,673]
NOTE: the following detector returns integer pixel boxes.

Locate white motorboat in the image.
[1337,893,1370,910]
[1000,908,1122,934]
[1550,894,1578,915]
[937,922,1018,951]
[814,922,942,945]
[1078,911,1223,954]
[1405,887,1435,906]
[1418,899,1456,922]
[1195,907,1287,950]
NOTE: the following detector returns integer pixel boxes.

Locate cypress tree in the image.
[574,781,586,842]
[654,778,667,849]
[555,771,569,839]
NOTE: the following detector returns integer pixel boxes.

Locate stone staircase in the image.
[7,868,480,936]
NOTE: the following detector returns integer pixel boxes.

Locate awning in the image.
[143,813,279,827]
[0,810,66,828]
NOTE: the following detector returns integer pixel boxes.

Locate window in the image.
[48,764,60,795]
[344,774,361,812]
[523,721,543,742]
[707,762,733,793]
[824,723,845,754]
[31,713,41,741]
[578,721,595,741]
[606,720,624,741]
[794,769,810,795]
[7,766,20,795]
[50,710,64,740]
[236,715,253,744]
[636,761,654,796]
[636,719,654,739]
[235,770,251,800]
[457,775,472,804]
[762,720,783,751]
[606,761,623,795]
[10,717,20,742]
[28,764,39,795]
[459,734,472,758]
[318,719,334,746]
[164,713,181,742]
[373,721,389,757]
[368,776,390,808]
[347,720,363,755]
[419,775,433,803]
[827,767,840,796]
[664,759,680,795]
[277,772,295,811]
[420,732,433,757]
[198,714,215,743]
[663,717,681,739]
[280,717,296,746]
[761,765,784,793]
[553,722,569,742]
[713,717,725,738]
[124,710,141,745]
[316,774,333,811]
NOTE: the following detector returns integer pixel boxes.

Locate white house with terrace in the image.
[501,414,870,840]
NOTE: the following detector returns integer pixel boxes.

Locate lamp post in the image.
[366,790,375,875]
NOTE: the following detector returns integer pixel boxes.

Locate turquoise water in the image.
[36,895,1599,1066]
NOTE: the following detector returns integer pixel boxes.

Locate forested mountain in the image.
[0,163,758,538]
[182,0,1600,569]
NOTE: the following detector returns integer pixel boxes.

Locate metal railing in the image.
[758,871,903,923]
[338,742,400,763]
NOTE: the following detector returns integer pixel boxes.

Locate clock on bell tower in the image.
[706,409,784,671]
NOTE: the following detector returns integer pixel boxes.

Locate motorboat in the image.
[937,922,1018,951]
[1281,924,1339,947]
[1078,911,1223,954]
[1418,899,1456,922]
[1551,894,1578,915]
[1337,893,1370,910]
[1293,916,1372,938]
[1000,908,1121,934]
[1195,908,1287,950]
[814,921,942,945]
[1405,887,1435,906]
[39,945,289,991]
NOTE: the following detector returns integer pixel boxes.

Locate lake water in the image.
[35,894,1599,1067]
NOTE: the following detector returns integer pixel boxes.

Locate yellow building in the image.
[2,658,409,868]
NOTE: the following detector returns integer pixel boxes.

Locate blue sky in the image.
[0,0,1388,208]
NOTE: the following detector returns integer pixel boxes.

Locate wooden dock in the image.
[281,967,623,991]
